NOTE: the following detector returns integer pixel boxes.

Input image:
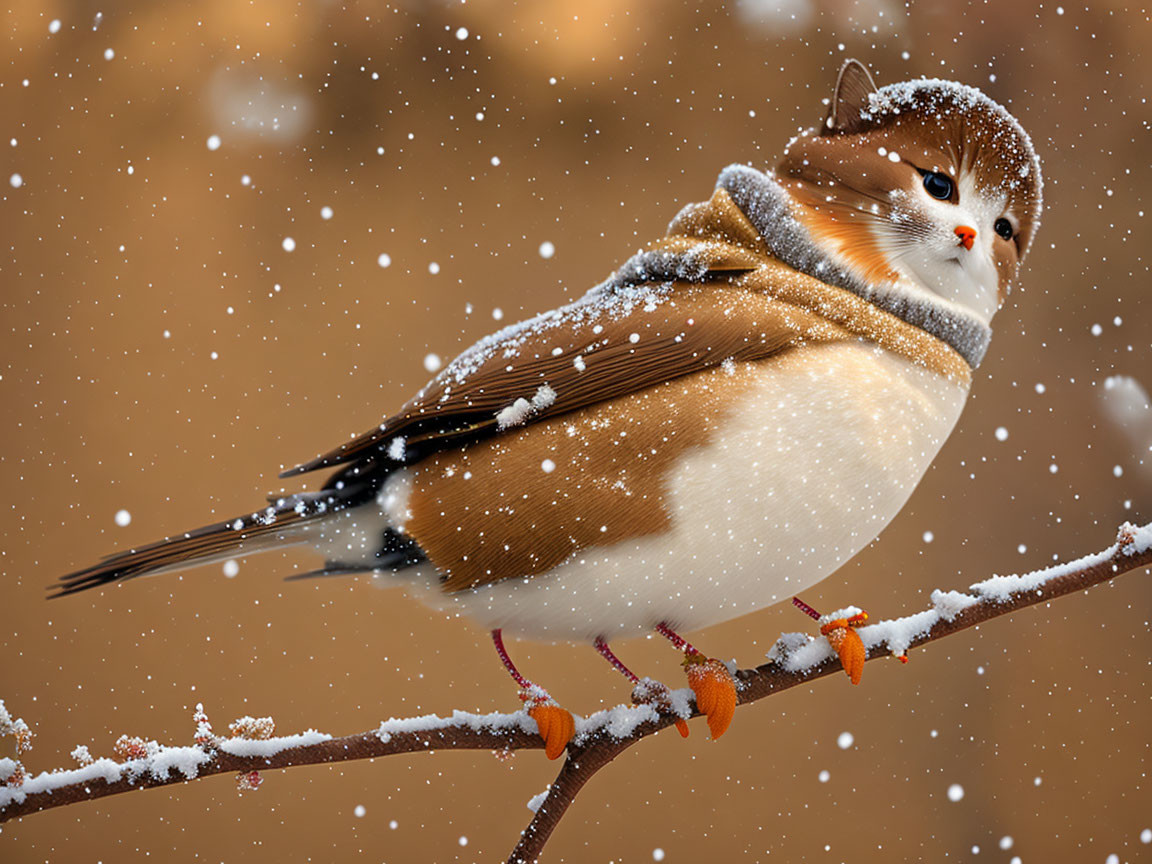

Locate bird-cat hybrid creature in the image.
[56,60,1042,757]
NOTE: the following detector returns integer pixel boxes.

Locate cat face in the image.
[777,62,1043,324]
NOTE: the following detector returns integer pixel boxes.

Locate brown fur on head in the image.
[778,60,1043,322]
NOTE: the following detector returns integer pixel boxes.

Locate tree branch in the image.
[2,521,1149,864]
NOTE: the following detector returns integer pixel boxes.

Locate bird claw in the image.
[682,655,737,739]
[819,611,868,685]
[521,691,575,760]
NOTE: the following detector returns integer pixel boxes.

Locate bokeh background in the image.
[2,1,1150,861]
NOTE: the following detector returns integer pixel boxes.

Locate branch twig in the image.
[2,521,1149,864]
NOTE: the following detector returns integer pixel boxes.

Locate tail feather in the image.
[52,491,354,597]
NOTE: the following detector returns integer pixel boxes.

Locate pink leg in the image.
[491,629,532,689]
[654,622,700,656]
[791,596,822,621]
[593,637,640,684]
[492,629,574,760]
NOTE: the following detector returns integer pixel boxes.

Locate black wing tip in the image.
[279,455,335,479]
[48,570,127,598]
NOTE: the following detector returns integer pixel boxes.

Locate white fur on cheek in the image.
[878,175,1004,323]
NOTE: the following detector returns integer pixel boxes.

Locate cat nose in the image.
[954,225,976,251]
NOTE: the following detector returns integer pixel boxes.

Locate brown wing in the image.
[284,283,832,480]
[281,188,788,480]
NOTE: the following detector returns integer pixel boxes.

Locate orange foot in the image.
[819,610,869,685]
[683,655,737,740]
[521,691,575,760]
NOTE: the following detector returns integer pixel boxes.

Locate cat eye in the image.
[994,217,1014,240]
[921,171,954,201]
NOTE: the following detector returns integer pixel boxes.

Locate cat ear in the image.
[824,59,879,135]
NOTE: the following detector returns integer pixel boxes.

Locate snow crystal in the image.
[972,543,1115,602]
[818,605,864,626]
[9,173,23,189]
[148,745,209,781]
[526,788,549,812]
[455,27,468,40]
[541,459,556,473]
[490,156,500,166]
[573,701,663,744]
[389,820,399,830]
[114,509,132,527]
[428,261,440,274]
[49,19,61,33]
[375,710,535,744]
[995,426,1009,441]
[1141,828,1151,844]
[423,353,442,373]
[538,241,555,259]
[206,134,221,151]
[458,836,468,847]
[388,437,406,461]
[377,253,392,268]
[218,730,331,758]
[0,758,124,809]
[999,836,1014,850]
[70,745,92,765]
[496,398,533,430]
[495,385,556,430]
[653,849,666,862]
[947,783,964,801]
[837,731,854,750]
[818,769,830,783]
[354,804,366,818]
[321,206,334,220]
[531,384,557,410]
[282,237,296,252]
[103,48,114,61]
[1100,375,1150,428]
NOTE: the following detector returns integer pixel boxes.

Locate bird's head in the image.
[777,60,1043,325]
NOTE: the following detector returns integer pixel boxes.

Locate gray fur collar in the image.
[602,165,992,370]
[718,164,992,369]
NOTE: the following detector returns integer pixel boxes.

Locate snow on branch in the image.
[2,521,1150,864]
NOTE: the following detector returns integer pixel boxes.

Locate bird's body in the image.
[393,339,967,640]
[56,62,1042,745]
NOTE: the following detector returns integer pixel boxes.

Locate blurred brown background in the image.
[2,0,1149,861]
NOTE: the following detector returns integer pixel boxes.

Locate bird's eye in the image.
[922,171,954,201]
[994,217,1014,240]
